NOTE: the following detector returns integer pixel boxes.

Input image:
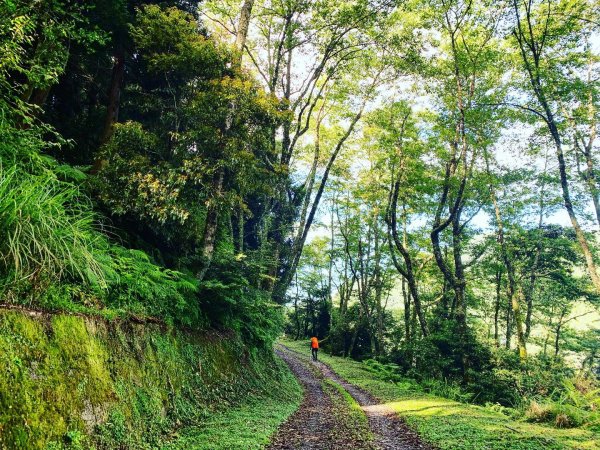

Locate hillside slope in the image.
[0,309,300,449]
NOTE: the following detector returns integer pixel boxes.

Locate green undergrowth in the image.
[281,339,600,450]
[0,310,300,449]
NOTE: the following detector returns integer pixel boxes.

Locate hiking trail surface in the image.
[268,345,432,450]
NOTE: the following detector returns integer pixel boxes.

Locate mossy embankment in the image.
[0,309,301,449]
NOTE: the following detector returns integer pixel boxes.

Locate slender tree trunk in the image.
[374,227,384,356]
[505,299,512,350]
[525,152,547,337]
[101,50,125,145]
[402,277,411,344]
[294,297,301,340]
[452,210,470,375]
[485,151,527,360]
[387,187,429,336]
[410,300,418,368]
[197,169,225,280]
[494,269,502,345]
[236,207,244,253]
[369,321,377,357]
[554,309,567,357]
[512,290,528,360]
[91,49,125,174]
[328,197,335,308]
[347,312,361,358]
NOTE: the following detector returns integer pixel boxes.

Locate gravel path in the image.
[267,348,349,449]
[270,345,432,450]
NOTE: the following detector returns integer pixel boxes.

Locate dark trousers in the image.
[311,347,318,361]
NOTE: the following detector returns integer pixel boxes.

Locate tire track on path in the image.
[270,345,432,450]
[268,347,362,449]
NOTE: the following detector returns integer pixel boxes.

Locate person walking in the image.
[310,336,319,361]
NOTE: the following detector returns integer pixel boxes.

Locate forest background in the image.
[1,0,599,445]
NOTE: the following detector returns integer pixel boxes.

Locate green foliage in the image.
[363,359,405,383]
[102,246,200,325]
[200,259,284,346]
[0,311,300,449]
[524,377,600,430]
[1,0,286,353]
[0,124,201,324]
[2,0,600,447]
[0,128,107,298]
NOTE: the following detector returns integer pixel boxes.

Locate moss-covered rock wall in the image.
[0,309,288,449]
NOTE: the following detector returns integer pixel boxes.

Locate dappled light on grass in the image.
[386,399,461,417]
[386,397,599,449]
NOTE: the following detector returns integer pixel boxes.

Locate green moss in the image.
[0,311,298,449]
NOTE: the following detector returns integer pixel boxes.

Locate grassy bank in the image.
[281,339,599,450]
[161,393,300,450]
[0,310,301,449]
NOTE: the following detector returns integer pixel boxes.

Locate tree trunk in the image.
[198,0,255,280]
[505,299,512,350]
[29,86,51,108]
[451,208,470,376]
[347,313,361,358]
[525,156,547,338]
[494,269,502,345]
[92,49,125,174]
[513,2,600,292]
[235,0,255,60]
[485,150,527,360]
[374,227,384,356]
[387,185,429,336]
[554,309,567,357]
[197,169,224,280]
[402,277,411,341]
[294,298,301,340]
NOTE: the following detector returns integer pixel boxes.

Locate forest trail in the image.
[268,345,430,450]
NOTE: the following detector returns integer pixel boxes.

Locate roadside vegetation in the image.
[0,309,302,449]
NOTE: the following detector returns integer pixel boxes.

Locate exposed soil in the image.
[268,345,432,450]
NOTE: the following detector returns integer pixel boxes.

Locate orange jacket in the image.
[311,337,319,349]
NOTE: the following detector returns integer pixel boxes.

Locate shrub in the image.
[422,378,475,402]
[525,400,552,423]
[0,130,107,299]
[0,126,202,326]
[363,359,405,383]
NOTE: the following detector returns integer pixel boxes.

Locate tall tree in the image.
[510,0,600,291]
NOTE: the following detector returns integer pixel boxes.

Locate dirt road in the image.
[267,346,431,450]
